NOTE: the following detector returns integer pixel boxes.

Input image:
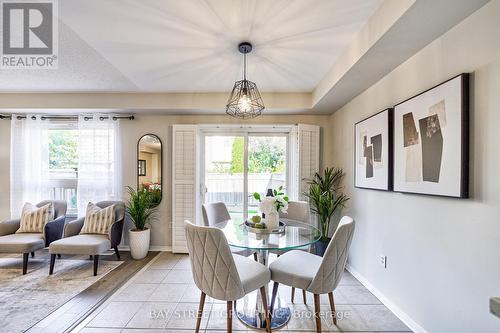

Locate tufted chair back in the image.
[279,200,310,224]
[184,220,245,301]
[201,202,231,226]
[308,216,355,294]
[37,200,67,219]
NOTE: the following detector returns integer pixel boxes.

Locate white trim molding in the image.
[346,263,428,333]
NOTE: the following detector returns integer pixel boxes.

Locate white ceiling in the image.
[0,0,383,92]
[0,0,490,115]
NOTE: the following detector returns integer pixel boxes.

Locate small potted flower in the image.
[126,186,158,259]
[142,182,162,207]
[253,186,289,230]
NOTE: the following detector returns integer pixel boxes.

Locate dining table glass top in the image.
[214,218,321,251]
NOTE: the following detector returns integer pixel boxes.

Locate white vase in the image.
[129,228,151,260]
[265,211,280,230]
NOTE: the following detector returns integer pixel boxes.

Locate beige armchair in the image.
[0,200,67,274]
[48,201,125,276]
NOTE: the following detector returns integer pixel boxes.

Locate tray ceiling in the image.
[0,0,382,92]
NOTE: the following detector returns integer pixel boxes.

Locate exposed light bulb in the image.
[238,94,251,112]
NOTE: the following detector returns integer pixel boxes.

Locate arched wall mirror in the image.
[138,134,162,206]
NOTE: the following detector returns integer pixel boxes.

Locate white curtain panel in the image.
[10,115,50,218]
[77,116,122,217]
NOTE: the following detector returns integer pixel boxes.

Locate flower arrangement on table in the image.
[250,186,289,230]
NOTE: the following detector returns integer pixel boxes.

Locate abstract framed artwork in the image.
[393,73,469,198]
[354,108,393,191]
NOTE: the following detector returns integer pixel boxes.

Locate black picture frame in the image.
[392,73,469,198]
[138,160,146,176]
[354,108,393,191]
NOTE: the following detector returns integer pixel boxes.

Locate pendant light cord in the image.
[243,52,247,81]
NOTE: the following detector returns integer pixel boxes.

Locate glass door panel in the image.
[203,135,245,222]
[247,135,287,218]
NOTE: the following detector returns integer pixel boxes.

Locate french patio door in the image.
[201,131,288,222]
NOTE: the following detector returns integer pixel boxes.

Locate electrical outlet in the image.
[380,255,387,268]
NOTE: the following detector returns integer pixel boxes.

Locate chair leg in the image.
[57,254,61,259]
[195,292,206,333]
[260,287,271,333]
[31,252,35,258]
[302,289,307,304]
[328,292,337,325]
[291,287,295,303]
[253,252,258,261]
[49,254,56,275]
[227,300,233,333]
[270,281,279,316]
[313,294,321,333]
[93,255,99,276]
[22,253,29,275]
[113,246,121,260]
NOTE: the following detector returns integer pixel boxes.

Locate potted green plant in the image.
[304,167,349,256]
[126,186,157,259]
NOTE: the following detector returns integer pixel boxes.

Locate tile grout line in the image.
[70,251,164,333]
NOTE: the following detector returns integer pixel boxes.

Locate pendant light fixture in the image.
[226,42,265,119]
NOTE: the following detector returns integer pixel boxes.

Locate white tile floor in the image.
[75,252,412,333]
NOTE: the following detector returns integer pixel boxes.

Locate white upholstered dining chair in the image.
[202,202,257,260]
[277,200,311,303]
[184,220,272,333]
[279,200,310,224]
[269,216,355,333]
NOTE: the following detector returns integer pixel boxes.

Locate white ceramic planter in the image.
[129,228,150,260]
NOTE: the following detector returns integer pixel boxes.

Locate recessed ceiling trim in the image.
[0,92,311,111]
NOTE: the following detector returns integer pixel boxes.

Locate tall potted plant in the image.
[304,167,349,256]
[126,186,157,259]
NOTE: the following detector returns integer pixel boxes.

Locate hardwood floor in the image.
[25,251,159,333]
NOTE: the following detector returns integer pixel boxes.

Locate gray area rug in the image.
[0,251,122,333]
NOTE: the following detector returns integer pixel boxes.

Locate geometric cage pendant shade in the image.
[226,42,265,119]
[226,79,265,119]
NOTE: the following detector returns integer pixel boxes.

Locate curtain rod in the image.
[0,114,134,121]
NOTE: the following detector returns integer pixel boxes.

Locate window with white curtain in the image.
[10,115,122,218]
[76,116,122,217]
[47,122,79,216]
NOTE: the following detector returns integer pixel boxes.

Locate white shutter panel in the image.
[297,124,320,200]
[171,125,198,253]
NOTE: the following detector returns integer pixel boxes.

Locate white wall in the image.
[328,1,500,332]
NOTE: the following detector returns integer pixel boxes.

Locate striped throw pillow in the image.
[80,202,115,236]
[17,202,54,234]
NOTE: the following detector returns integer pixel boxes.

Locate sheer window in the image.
[48,123,79,216]
[10,115,122,218]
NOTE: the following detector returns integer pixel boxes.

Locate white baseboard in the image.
[118,245,172,252]
[346,263,428,333]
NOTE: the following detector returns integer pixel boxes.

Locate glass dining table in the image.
[214,218,321,330]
